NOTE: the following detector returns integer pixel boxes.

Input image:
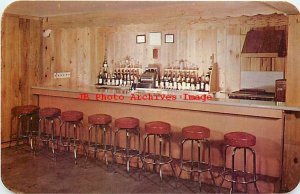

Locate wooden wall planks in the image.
[286,15,300,107]
[1,15,42,143]
[282,14,300,192]
[283,112,300,191]
[40,14,287,97]
[41,27,108,87]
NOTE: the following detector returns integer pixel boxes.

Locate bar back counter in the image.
[32,86,300,193]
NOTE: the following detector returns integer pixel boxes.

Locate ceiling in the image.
[4,1,299,18]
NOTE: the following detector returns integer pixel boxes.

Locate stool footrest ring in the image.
[220,169,258,184]
[143,153,173,165]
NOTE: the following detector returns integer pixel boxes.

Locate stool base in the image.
[219,145,259,193]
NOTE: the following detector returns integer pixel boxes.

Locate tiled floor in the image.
[1,147,223,193]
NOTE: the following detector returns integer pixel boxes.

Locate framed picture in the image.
[136,35,146,44]
[165,34,174,43]
[149,32,161,46]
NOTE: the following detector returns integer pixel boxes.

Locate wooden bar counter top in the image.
[32,85,300,192]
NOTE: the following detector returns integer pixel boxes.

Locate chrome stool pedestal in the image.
[38,107,61,158]
[58,111,84,164]
[113,117,140,172]
[140,121,176,181]
[9,105,40,150]
[219,132,259,193]
[86,114,113,166]
[178,126,216,191]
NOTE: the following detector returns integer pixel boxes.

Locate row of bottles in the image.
[97,58,212,92]
[98,63,141,87]
[156,71,210,92]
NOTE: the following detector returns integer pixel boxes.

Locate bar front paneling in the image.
[33,86,287,192]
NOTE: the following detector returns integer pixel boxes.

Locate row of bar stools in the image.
[38,107,61,158]
[219,132,259,193]
[113,117,141,172]
[59,111,84,164]
[141,121,176,181]
[9,105,40,149]
[178,126,216,191]
[87,114,113,166]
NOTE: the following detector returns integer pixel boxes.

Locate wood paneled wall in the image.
[41,27,107,87]
[1,15,42,143]
[41,14,287,97]
[282,14,300,191]
[286,15,300,107]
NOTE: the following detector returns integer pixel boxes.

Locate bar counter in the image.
[32,85,300,192]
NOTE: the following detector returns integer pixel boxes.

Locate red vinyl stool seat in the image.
[12,105,39,116]
[219,131,259,193]
[145,121,171,135]
[88,114,112,125]
[39,107,61,118]
[59,111,84,164]
[113,117,140,172]
[38,107,61,159]
[140,121,176,181]
[9,105,40,149]
[224,132,256,147]
[182,125,210,140]
[61,111,83,122]
[115,117,139,129]
[86,114,113,166]
[178,126,216,191]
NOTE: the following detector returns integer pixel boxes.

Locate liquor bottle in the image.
[182,73,186,90]
[155,76,159,88]
[111,70,116,86]
[130,70,134,86]
[160,75,164,89]
[164,71,168,89]
[107,73,111,86]
[98,69,103,85]
[173,73,177,90]
[168,72,173,89]
[200,74,205,91]
[186,73,191,90]
[116,70,120,86]
[196,76,200,91]
[177,74,182,90]
[120,70,124,86]
[190,76,195,91]
[103,58,108,71]
[204,73,210,92]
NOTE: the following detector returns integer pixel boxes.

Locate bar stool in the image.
[38,107,61,158]
[178,126,216,190]
[219,132,259,193]
[59,111,84,164]
[9,105,40,149]
[113,117,140,172]
[141,121,176,181]
[87,114,113,166]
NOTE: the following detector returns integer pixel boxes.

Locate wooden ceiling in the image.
[4,1,299,19]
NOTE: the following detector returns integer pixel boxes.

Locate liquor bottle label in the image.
[196,83,200,90]
[160,82,164,89]
[201,83,204,90]
[165,82,169,88]
[178,83,182,90]
[173,82,177,90]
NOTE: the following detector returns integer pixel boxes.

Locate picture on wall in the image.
[136,35,146,43]
[149,32,161,46]
[165,34,174,43]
